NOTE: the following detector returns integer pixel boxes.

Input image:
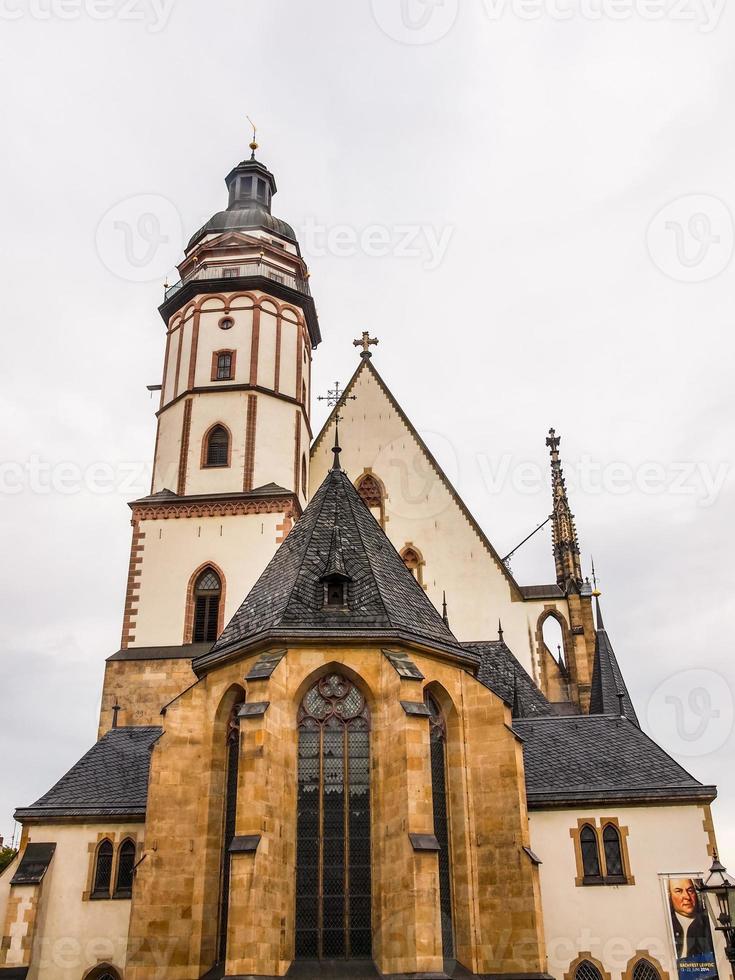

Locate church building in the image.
[0,141,729,980]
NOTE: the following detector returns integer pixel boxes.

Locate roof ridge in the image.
[273,470,336,629]
[339,471,393,626]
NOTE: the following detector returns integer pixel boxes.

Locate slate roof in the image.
[464,641,553,718]
[514,715,716,807]
[14,727,162,822]
[195,465,468,673]
[589,598,640,726]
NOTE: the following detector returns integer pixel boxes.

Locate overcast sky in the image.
[1,0,733,865]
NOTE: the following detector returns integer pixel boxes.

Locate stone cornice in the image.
[129,493,300,523]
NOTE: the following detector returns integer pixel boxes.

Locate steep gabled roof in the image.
[310,357,526,600]
[589,598,639,726]
[514,715,715,807]
[194,465,468,673]
[14,727,161,822]
[464,640,553,718]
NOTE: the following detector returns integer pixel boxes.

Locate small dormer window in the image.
[326,581,346,607]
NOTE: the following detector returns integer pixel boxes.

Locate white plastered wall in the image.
[530,804,729,980]
[2,824,139,980]
[131,510,286,648]
[310,364,571,675]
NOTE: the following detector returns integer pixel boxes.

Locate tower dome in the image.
[186,154,298,251]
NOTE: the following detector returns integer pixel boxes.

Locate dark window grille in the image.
[92,840,113,898]
[575,961,604,980]
[222,268,239,279]
[114,839,136,898]
[580,826,602,880]
[296,674,371,961]
[602,825,625,879]
[218,709,241,964]
[425,693,454,960]
[216,352,233,380]
[206,426,229,467]
[193,568,221,643]
[633,960,661,980]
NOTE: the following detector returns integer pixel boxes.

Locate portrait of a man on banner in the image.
[664,876,719,980]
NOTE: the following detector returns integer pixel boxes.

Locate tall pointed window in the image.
[113,838,136,898]
[193,567,221,642]
[218,703,242,964]
[602,824,625,880]
[205,425,230,468]
[575,961,604,980]
[296,674,371,961]
[425,692,454,960]
[580,825,602,881]
[91,839,113,899]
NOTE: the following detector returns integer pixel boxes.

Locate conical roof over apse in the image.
[193,464,468,674]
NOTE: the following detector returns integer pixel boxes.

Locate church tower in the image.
[104,141,321,731]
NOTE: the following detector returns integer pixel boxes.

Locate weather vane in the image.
[318,382,356,427]
[247,115,258,158]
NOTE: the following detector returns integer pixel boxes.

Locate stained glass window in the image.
[296,674,371,960]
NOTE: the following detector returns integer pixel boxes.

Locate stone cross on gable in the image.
[353,332,379,358]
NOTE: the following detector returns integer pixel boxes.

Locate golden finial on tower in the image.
[247,115,259,159]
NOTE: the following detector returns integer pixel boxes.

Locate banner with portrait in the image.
[661,874,719,980]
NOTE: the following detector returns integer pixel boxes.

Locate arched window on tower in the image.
[541,614,566,673]
[113,838,136,898]
[602,824,625,881]
[401,545,424,587]
[91,839,113,899]
[580,824,602,882]
[204,425,230,468]
[425,692,454,960]
[301,455,307,498]
[215,351,234,381]
[356,473,385,527]
[193,567,222,643]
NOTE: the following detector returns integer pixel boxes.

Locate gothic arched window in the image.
[575,961,604,980]
[632,960,661,980]
[217,702,242,964]
[602,824,625,880]
[580,825,602,881]
[193,567,221,643]
[83,965,123,980]
[301,455,307,497]
[356,473,385,527]
[91,839,113,899]
[425,692,454,959]
[296,674,371,961]
[113,838,136,898]
[205,425,230,468]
